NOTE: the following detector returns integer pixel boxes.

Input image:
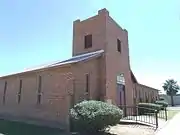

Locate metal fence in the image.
[119,105,167,129]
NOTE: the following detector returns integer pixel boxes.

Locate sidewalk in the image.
[120,115,166,128]
[156,112,180,135]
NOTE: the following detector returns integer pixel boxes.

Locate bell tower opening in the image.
[72,8,109,56]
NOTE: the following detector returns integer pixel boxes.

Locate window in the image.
[3,81,7,105]
[133,97,136,105]
[18,80,22,104]
[135,88,137,97]
[70,79,76,108]
[117,39,121,52]
[37,76,42,104]
[146,96,149,103]
[139,90,141,100]
[139,98,142,102]
[85,74,90,93]
[152,91,154,98]
[119,91,122,106]
[151,97,154,103]
[84,34,92,49]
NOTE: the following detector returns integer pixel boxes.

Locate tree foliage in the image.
[162,79,180,106]
[162,79,179,95]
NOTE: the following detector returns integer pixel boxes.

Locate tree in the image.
[162,79,180,106]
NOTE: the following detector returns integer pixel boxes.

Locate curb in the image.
[155,120,170,134]
[155,112,180,134]
[119,120,155,128]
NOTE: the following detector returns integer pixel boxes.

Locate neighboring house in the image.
[0,8,159,129]
[159,94,180,106]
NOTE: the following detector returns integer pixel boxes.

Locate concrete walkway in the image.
[156,112,180,135]
[120,115,166,128]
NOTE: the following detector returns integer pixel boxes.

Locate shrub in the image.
[69,100,123,133]
[138,102,162,115]
[159,97,164,101]
[155,100,168,110]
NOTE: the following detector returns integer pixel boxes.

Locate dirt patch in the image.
[108,124,155,135]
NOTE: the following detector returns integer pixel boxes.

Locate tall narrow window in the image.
[70,79,76,108]
[119,91,122,106]
[135,88,137,97]
[17,80,22,104]
[84,34,92,49]
[85,74,89,93]
[3,81,7,105]
[139,90,141,102]
[117,39,121,52]
[37,76,42,104]
[139,98,142,102]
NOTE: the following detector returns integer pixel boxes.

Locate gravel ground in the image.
[108,124,155,135]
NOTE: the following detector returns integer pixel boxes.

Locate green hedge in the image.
[159,97,164,101]
[138,103,162,115]
[69,100,123,133]
[155,100,168,110]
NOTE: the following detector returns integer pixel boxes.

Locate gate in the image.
[119,105,168,129]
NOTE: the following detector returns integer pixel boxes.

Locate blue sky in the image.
[0,0,180,92]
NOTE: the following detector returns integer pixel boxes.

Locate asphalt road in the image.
[167,106,180,110]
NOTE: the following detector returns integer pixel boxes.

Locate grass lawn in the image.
[0,120,67,135]
[167,110,180,120]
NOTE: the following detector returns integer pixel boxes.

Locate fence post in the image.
[155,110,158,129]
[135,106,138,123]
[123,106,127,117]
[165,107,168,121]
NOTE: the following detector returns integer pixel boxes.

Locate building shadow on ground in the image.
[0,120,66,135]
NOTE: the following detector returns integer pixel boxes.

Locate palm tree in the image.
[162,79,180,106]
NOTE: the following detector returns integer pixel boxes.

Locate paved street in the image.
[156,112,180,135]
[167,106,180,110]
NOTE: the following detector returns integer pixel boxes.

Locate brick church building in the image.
[0,8,159,129]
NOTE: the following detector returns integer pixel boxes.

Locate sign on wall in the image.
[117,73,125,85]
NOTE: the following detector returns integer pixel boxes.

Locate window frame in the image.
[84,34,92,49]
[117,39,121,52]
[18,79,22,104]
[85,73,90,93]
[3,81,7,105]
[37,75,42,105]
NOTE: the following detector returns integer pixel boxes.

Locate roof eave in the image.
[0,50,104,79]
[0,63,72,79]
[137,83,160,91]
[130,70,138,83]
